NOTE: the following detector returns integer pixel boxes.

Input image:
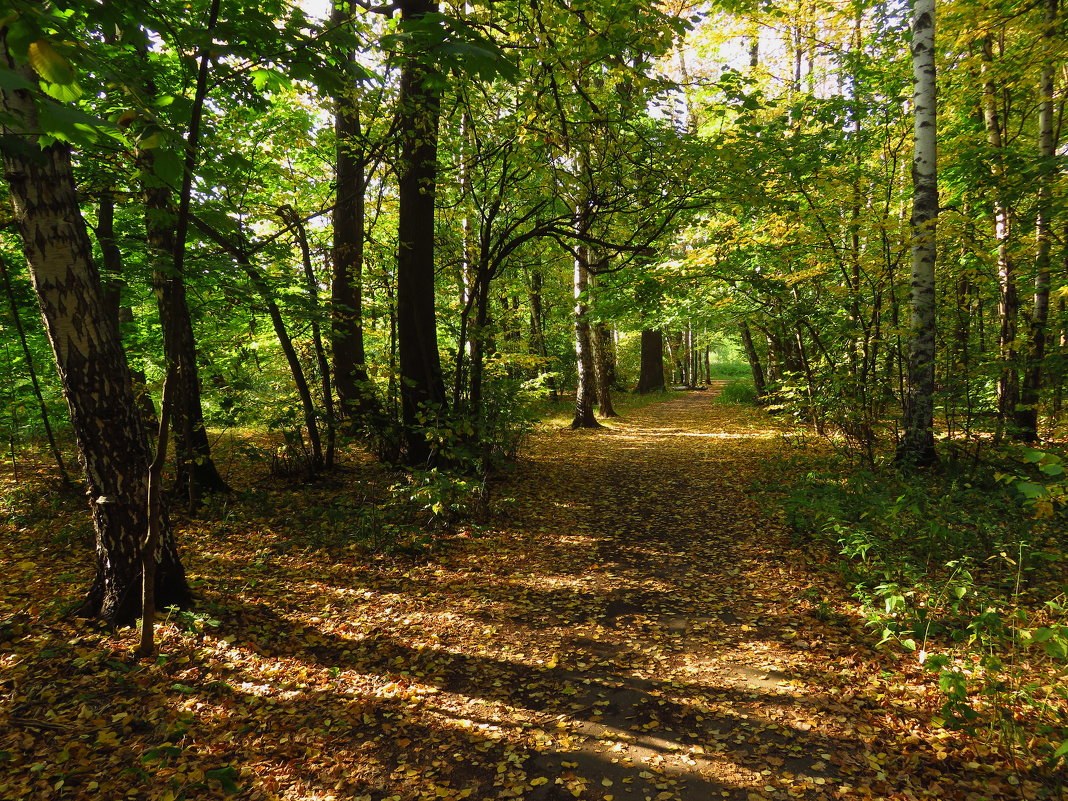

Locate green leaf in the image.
[205,766,241,794]
[1013,481,1046,500]
[1022,448,1045,464]
[149,148,184,188]
[900,638,917,651]
[40,80,83,102]
[36,101,118,146]
[1054,740,1068,759]
[0,67,34,92]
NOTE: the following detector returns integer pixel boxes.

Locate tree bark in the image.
[331,1,377,420]
[137,11,229,502]
[1015,0,1058,442]
[279,206,336,466]
[528,267,557,400]
[896,0,938,468]
[739,321,767,398]
[96,193,124,339]
[980,35,1019,439]
[397,0,448,464]
[143,174,230,501]
[571,238,601,429]
[635,329,666,394]
[591,316,617,417]
[0,47,191,625]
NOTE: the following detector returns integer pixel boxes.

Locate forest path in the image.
[467,388,878,801]
[1,390,980,801]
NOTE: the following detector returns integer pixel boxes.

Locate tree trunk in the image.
[192,220,324,471]
[588,279,617,416]
[571,238,602,429]
[528,267,557,400]
[980,35,1019,439]
[0,50,191,626]
[739,321,767,398]
[635,329,666,394]
[896,0,938,468]
[1015,0,1058,442]
[331,1,377,420]
[468,271,491,420]
[137,11,229,503]
[397,0,448,464]
[143,174,230,502]
[279,206,336,466]
[96,193,124,338]
[591,323,618,417]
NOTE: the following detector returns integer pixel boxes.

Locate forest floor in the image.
[1,389,1065,801]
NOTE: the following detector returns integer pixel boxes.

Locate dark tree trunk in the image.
[591,321,617,417]
[1014,0,1058,442]
[97,182,156,428]
[331,2,377,420]
[738,321,767,397]
[136,10,229,502]
[96,193,124,339]
[397,0,448,464]
[635,329,666,394]
[0,52,191,626]
[468,274,491,419]
[143,174,230,501]
[528,267,557,400]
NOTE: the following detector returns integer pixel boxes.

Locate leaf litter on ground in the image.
[1,389,1065,800]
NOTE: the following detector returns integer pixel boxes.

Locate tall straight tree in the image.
[134,12,229,504]
[331,1,378,420]
[396,0,448,464]
[160,0,230,501]
[1015,0,1059,441]
[896,0,938,467]
[0,37,191,625]
[980,33,1019,439]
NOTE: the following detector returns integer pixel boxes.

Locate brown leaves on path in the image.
[1,391,1063,800]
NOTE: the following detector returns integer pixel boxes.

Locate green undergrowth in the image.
[706,361,752,379]
[782,444,1068,769]
[713,379,758,405]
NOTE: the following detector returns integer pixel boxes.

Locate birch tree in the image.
[896,0,938,467]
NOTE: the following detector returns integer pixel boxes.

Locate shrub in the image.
[714,379,758,405]
[783,451,1068,765]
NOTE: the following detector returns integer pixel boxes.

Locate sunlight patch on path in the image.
[477,391,876,800]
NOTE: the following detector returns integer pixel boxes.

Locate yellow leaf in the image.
[530,777,548,787]
[28,40,77,85]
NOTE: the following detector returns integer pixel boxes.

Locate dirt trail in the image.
[461,388,875,801]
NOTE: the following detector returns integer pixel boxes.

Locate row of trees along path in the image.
[5,389,1047,800]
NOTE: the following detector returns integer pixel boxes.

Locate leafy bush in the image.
[783,451,1068,765]
[714,379,758,405]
